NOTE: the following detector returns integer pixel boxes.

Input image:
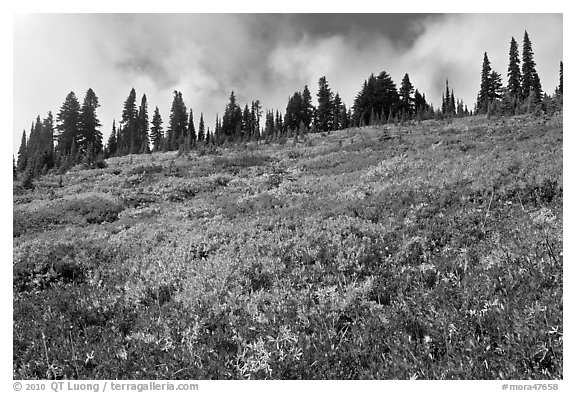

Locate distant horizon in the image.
[13,13,563,154]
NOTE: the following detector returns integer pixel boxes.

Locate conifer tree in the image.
[42,112,55,157]
[301,85,314,129]
[340,103,349,130]
[531,73,543,103]
[264,110,274,137]
[197,113,205,142]
[150,107,163,152]
[241,104,250,139]
[79,88,103,159]
[56,91,81,158]
[316,76,334,131]
[399,73,415,117]
[188,109,196,147]
[222,91,242,140]
[456,99,464,117]
[414,89,428,116]
[507,37,522,99]
[559,61,563,95]
[214,114,223,145]
[450,90,456,115]
[275,110,283,135]
[332,93,343,130]
[17,130,27,172]
[285,92,305,132]
[477,52,493,114]
[28,116,43,164]
[250,100,262,138]
[167,91,188,150]
[445,80,451,114]
[521,31,541,102]
[30,112,56,173]
[353,71,399,126]
[107,120,118,157]
[120,88,138,155]
[138,94,150,153]
[489,71,503,102]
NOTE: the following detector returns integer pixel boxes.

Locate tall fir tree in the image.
[138,94,150,153]
[316,76,334,131]
[559,61,563,95]
[264,110,274,137]
[507,37,522,99]
[188,109,196,147]
[489,71,503,102]
[35,111,56,172]
[450,90,456,116]
[241,104,251,139]
[285,92,303,132]
[107,120,118,157]
[531,73,543,103]
[17,129,27,172]
[150,107,163,152]
[214,114,220,143]
[301,85,314,129]
[477,52,493,114]
[250,100,262,138]
[221,91,242,140]
[197,112,205,142]
[56,91,81,158]
[79,88,103,159]
[167,91,188,150]
[398,73,415,117]
[332,93,343,130]
[120,88,138,154]
[353,71,399,126]
[521,31,541,102]
[42,112,55,158]
[414,89,429,115]
[28,116,43,162]
[275,110,283,135]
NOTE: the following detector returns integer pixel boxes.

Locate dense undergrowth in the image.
[13,114,562,379]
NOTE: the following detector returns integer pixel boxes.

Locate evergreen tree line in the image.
[476,31,563,116]
[16,88,104,180]
[353,71,437,126]
[15,30,562,180]
[441,79,471,118]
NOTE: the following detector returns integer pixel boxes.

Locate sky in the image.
[13,13,563,153]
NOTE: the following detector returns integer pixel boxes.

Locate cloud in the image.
[404,14,563,108]
[13,14,562,153]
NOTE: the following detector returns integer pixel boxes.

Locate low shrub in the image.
[125,164,164,176]
[213,154,272,173]
[13,194,124,237]
[13,238,119,292]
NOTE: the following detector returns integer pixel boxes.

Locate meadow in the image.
[13,114,563,379]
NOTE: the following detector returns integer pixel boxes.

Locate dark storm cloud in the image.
[116,56,179,88]
[14,13,563,154]
[101,13,433,99]
[283,14,432,46]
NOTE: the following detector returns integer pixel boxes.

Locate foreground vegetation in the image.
[13,114,562,379]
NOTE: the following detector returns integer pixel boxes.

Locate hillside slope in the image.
[13,114,563,379]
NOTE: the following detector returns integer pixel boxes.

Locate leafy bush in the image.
[13,194,124,237]
[13,114,563,379]
[125,164,164,176]
[213,153,272,173]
